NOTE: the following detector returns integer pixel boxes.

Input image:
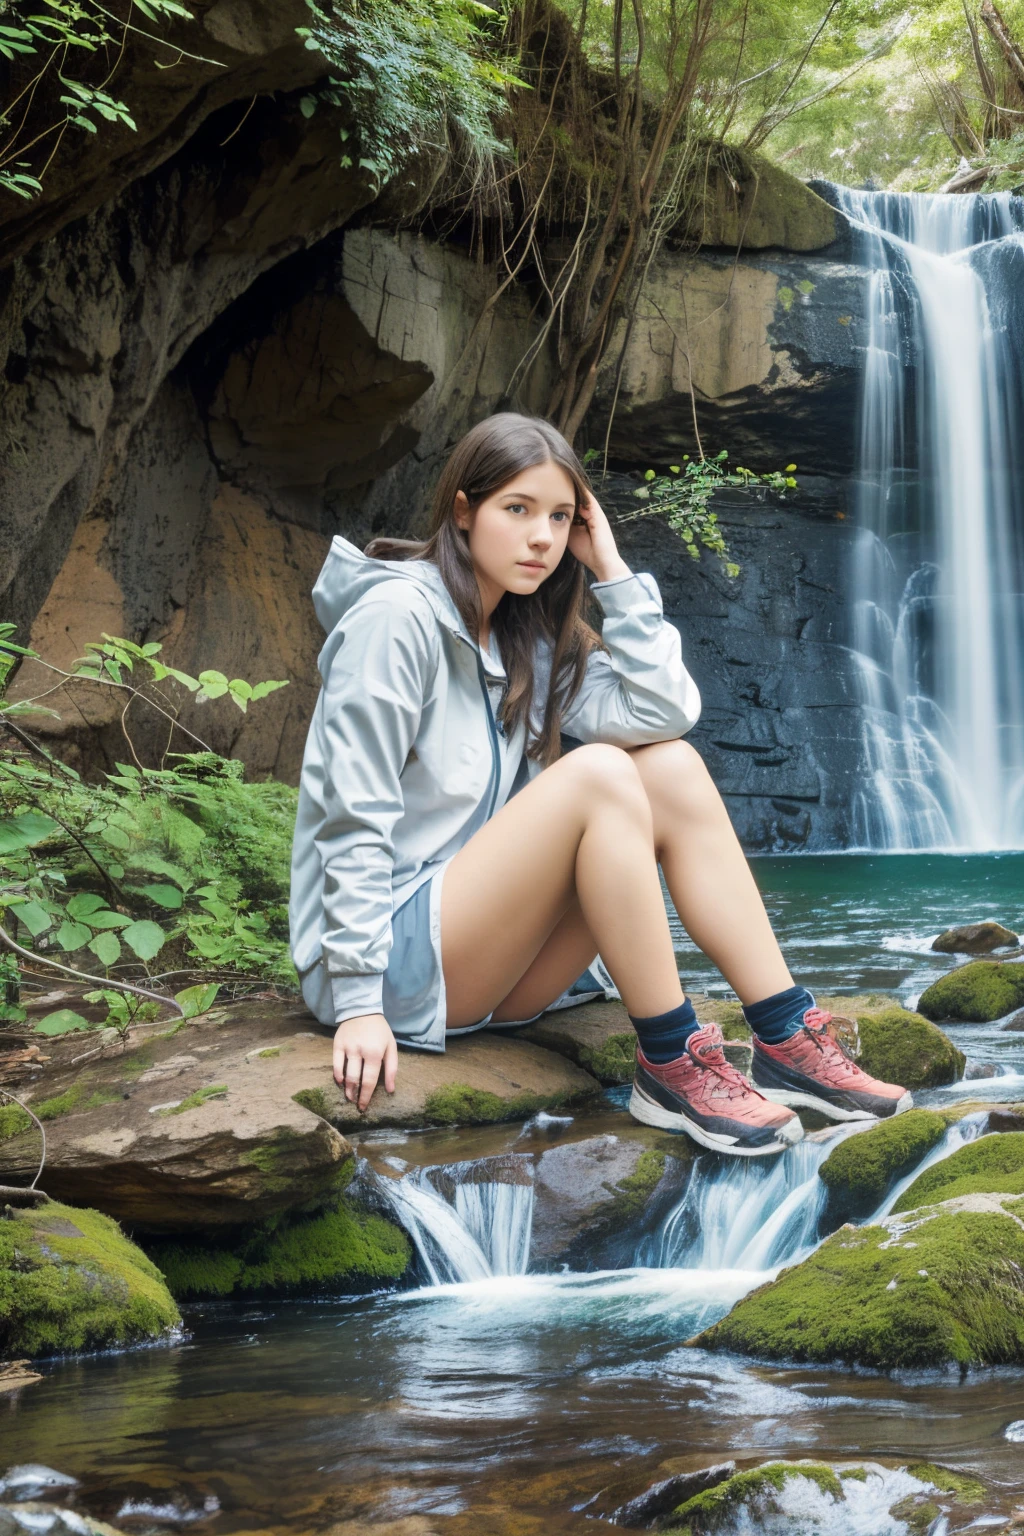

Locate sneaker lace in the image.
[801,1008,861,1078]
[688,1032,763,1103]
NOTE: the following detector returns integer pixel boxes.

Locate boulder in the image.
[0,1002,599,1231]
[0,1199,180,1359]
[692,1195,1024,1369]
[0,1505,128,1536]
[0,1002,353,1232]
[531,1137,691,1271]
[918,961,1024,1024]
[662,1460,986,1536]
[812,995,965,1088]
[890,1132,1024,1214]
[1003,1009,1024,1032]
[609,1462,736,1527]
[932,922,1019,955]
[817,1110,949,1222]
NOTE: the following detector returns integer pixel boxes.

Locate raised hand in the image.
[567,487,632,585]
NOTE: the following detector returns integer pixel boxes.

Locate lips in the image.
[517,562,545,571]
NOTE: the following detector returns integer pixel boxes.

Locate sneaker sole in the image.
[628,1084,804,1157]
[755,1087,914,1122]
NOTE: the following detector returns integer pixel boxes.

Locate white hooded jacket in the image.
[289,535,701,1025]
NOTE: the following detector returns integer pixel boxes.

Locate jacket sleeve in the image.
[314,587,439,1023]
[559,569,701,745]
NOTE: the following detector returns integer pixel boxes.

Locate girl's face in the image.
[453,459,576,602]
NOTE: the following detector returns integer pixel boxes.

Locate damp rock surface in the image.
[693,1195,1024,1369]
[932,921,1020,955]
[0,1200,180,1359]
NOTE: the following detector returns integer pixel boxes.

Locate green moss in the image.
[0,1103,31,1140]
[889,1496,941,1535]
[255,1047,280,1058]
[854,1007,965,1089]
[918,961,1024,1024]
[667,1462,844,1534]
[1005,1195,1024,1220]
[33,1083,121,1120]
[904,1463,985,1504]
[579,1032,636,1084]
[693,1208,1024,1369]
[891,1133,1024,1213]
[423,1083,578,1127]
[158,1083,228,1116]
[778,286,796,311]
[693,999,750,1040]
[149,1196,411,1300]
[818,1110,948,1217]
[293,1087,333,1120]
[0,1200,180,1358]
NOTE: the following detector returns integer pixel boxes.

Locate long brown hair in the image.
[364,412,604,766]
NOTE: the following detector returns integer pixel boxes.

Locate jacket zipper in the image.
[474,650,503,822]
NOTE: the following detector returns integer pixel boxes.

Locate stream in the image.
[4,853,1024,1534]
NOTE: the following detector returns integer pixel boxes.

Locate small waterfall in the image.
[829,184,1024,850]
[639,1128,860,1272]
[873,1109,987,1218]
[374,1156,535,1286]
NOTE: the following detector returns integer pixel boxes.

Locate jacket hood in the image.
[311,534,506,677]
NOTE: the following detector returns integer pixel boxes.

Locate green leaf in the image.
[250,680,289,701]
[300,94,317,117]
[174,982,220,1019]
[138,882,183,910]
[66,892,105,918]
[35,1009,94,1036]
[88,930,121,966]
[15,899,51,936]
[85,910,131,930]
[0,812,59,853]
[55,919,92,950]
[100,823,131,850]
[121,920,166,962]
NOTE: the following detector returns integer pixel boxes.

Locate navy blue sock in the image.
[628,997,699,1064]
[743,985,815,1045]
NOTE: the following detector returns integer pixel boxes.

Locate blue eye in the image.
[552,511,571,522]
[507,502,527,514]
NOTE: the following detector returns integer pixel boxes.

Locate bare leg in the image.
[440,744,685,1028]
[627,739,794,1004]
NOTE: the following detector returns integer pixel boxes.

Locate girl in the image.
[289,413,910,1157]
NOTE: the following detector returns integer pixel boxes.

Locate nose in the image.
[528,518,553,549]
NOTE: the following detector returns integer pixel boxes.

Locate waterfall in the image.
[374,1157,535,1286]
[830,184,1024,850]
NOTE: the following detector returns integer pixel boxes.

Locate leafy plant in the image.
[594,451,798,577]
[0,0,216,200]
[0,625,295,1026]
[295,0,519,192]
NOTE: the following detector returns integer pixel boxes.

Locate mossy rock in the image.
[692,1204,1024,1369]
[918,961,1024,1024]
[664,1461,844,1534]
[891,1132,1024,1214]
[853,1007,965,1089]
[0,1200,180,1358]
[688,145,840,251]
[147,1195,412,1300]
[422,1083,574,1126]
[818,1110,948,1220]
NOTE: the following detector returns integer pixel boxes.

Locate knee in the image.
[629,738,716,814]
[562,742,651,819]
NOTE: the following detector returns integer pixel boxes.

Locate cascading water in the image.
[373,1158,535,1285]
[829,184,1024,850]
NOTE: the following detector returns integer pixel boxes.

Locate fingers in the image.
[357,1050,382,1112]
[383,1035,398,1095]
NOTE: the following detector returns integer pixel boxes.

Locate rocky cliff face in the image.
[1,31,867,846]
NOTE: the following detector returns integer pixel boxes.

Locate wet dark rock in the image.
[0,1468,77,1502]
[932,922,1019,955]
[609,1461,735,1527]
[1004,1010,1024,1033]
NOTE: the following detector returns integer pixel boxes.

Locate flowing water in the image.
[6,847,1024,1536]
[827,185,1024,851]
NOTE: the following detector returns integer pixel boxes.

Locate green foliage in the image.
[693,1205,1024,1369]
[423,1082,585,1125]
[0,0,204,200]
[614,453,799,577]
[0,1199,180,1358]
[296,0,518,191]
[1,627,297,1005]
[891,1132,1024,1213]
[817,1110,948,1218]
[158,1083,228,1115]
[148,1196,412,1299]
[918,961,1024,1024]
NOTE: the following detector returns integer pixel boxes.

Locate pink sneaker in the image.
[629,1023,804,1157]
[751,1007,913,1122]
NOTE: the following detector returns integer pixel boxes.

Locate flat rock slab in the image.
[0,1002,600,1229]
